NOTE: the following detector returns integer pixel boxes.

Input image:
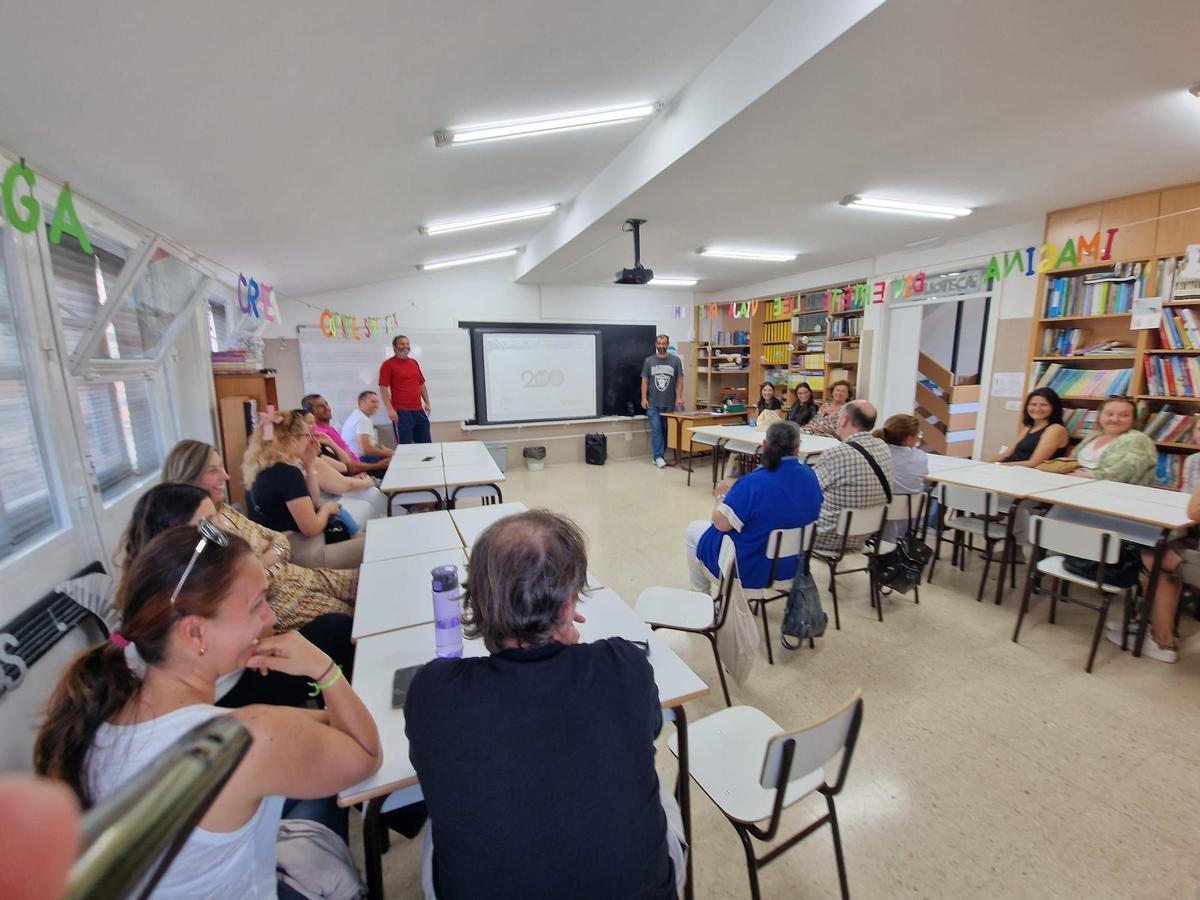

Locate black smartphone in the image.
[421,455,436,462]
[392,664,423,709]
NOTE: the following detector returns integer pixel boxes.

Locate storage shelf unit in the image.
[1025,180,1200,488]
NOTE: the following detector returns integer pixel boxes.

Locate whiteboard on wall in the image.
[297,327,475,426]
[480,331,600,423]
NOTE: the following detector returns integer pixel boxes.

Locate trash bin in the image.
[523,446,546,471]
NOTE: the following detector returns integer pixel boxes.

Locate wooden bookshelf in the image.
[1027,181,1200,488]
[693,307,751,410]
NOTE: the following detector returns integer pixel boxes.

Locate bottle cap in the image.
[431,565,460,592]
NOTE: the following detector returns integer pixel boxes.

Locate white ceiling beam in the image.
[514,0,884,281]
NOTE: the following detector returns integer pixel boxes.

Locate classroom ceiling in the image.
[1,0,1198,298]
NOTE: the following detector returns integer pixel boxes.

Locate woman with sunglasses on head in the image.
[119,483,355,710]
[35,526,381,898]
[995,388,1070,467]
[164,440,354,632]
[243,411,366,569]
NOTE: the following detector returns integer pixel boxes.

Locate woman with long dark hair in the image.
[684,421,824,591]
[995,387,1069,466]
[35,526,380,897]
[787,382,819,427]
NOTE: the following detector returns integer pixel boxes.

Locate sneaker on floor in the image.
[1105,629,1178,662]
[654,457,667,468]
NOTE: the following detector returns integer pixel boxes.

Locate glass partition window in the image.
[76,377,164,500]
[100,248,206,362]
[0,238,59,556]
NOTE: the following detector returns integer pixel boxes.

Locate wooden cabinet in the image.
[213,373,278,510]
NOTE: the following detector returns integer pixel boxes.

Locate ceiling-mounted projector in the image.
[614,218,654,285]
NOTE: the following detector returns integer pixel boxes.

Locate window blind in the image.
[45,230,125,358]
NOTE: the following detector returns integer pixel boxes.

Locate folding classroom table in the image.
[683,424,839,487]
[339,587,709,900]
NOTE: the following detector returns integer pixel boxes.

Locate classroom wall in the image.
[263,261,698,462]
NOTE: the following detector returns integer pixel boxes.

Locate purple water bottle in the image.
[432,565,463,659]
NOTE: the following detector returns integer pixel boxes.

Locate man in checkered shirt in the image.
[811,400,894,553]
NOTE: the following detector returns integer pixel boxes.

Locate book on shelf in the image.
[1156,453,1187,491]
[1142,354,1200,397]
[763,321,791,342]
[1042,263,1145,318]
[762,344,789,364]
[1061,407,1099,438]
[829,316,862,339]
[1159,255,1200,302]
[789,373,825,391]
[1157,308,1200,349]
[704,330,750,346]
[794,353,825,368]
[1040,328,1135,356]
[1141,405,1200,443]
[1031,363,1131,397]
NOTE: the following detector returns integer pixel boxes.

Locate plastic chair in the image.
[1011,515,1137,673]
[812,505,887,627]
[447,483,503,509]
[636,537,738,706]
[668,690,864,900]
[743,525,816,664]
[928,484,1012,603]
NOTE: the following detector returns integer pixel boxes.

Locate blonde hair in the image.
[873,414,920,446]
[163,439,216,486]
[242,410,310,485]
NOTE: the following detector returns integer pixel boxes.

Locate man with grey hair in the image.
[405,510,687,899]
[811,400,895,554]
[641,334,684,468]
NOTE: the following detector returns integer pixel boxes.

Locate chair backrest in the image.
[760,689,864,792]
[937,483,996,517]
[450,484,502,506]
[1025,515,1121,563]
[711,536,740,628]
[835,505,886,538]
[763,525,816,587]
[885,492,926,527]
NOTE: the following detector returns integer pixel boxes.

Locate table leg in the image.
[671,418,682,468]
[993,500,1021,606]
[671,704,694,900]
[1133,532,1169,658]
[364,796,386,900]
[711,440,727,490]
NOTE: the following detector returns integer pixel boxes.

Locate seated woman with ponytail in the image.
[164,440,355,631]
[35,526,381,898]
[684,420,824,591]
[119,483,355,709]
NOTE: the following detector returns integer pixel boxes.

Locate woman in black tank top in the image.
[995,388,1069,466]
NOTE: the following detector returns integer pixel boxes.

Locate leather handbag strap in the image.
[847,440,893,503]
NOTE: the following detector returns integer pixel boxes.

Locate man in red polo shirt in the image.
[379,334,432,444]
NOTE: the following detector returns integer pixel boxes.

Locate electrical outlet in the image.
[1005,400,1021,411]
[624,431,632,442]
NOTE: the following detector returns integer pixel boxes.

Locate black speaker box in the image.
[585,432,607,465]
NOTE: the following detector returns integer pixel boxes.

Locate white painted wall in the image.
[269,260,697,340]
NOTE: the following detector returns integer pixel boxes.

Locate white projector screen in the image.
[479,331,600,424]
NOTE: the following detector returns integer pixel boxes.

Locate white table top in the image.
[1029,480,1195,530]
[338,587,708,806]
[925,462,1088,498]
[380,464,446,495]
[441,441,494,464]
[449,501,530,546]
[352,548,469,641]
[687,424,839,456]
[443,460,506,489]
[362,511,464,563]
[924,455,985,474]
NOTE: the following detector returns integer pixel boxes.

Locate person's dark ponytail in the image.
[761,420,802,471]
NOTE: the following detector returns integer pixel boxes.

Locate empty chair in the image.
[448,483,503,509]
[928,484,1012,603]
[1012,515,1137,673]
[811,505,887,626]
[743,525,817,664]
[669,690,864,900]
[637,537,738,706]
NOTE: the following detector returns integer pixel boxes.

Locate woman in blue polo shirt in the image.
[684,420,824,590]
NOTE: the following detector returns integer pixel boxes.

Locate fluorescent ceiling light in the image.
[420,205,559,235]
[905,236,943,249]
[840,195,972,219]
[698,248,797,262]
[417,248,520,271]
[435,102,660,146]
[647,277,698,287]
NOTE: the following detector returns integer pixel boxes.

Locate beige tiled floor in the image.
[361,457,1200,899]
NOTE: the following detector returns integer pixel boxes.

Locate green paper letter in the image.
[1054,238,1077,270]
[983,255,1001,282]
[1003,251,1024,278]
[49,185,92,253]
[2,161,39,234]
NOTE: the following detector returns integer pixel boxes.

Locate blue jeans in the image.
[646,406,673,461]
[394,409,431,444]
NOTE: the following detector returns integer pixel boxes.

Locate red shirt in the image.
[379,356,426,410]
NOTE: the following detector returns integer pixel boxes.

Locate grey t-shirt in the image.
[641,353,683,409]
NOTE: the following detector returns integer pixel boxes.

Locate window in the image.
[46,229,127,358]
[76,377,164,500]
[207,296,228,352]
[0,236,59,558]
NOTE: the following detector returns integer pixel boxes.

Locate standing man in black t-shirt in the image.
[641,334,685,469]
[405,511,686,899]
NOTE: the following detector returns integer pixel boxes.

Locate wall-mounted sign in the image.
[2,159,92,253]
[318,309,400,340]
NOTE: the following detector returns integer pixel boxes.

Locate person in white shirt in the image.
[340,390,394,463]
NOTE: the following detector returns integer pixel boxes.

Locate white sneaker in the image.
[1105,628,1178,662]
[654,457,667,469]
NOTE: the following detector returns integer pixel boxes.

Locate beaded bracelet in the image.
[307,664,343,697]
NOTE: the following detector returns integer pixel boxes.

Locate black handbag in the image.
[847,442,933,593]
[1061,542,1142,587]
[323,515,352,545]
